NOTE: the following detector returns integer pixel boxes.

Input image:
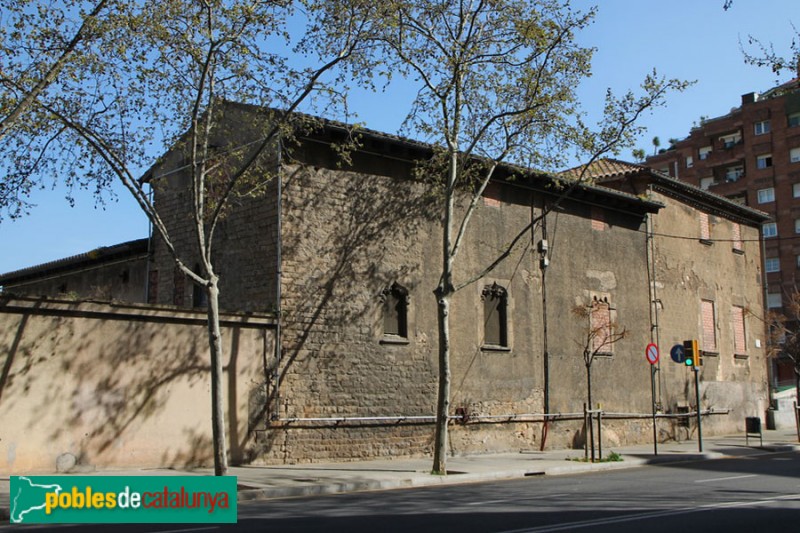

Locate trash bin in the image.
[745,416,762,446]
[746,416,761,434]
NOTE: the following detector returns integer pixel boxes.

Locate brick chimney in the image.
[742,92,758,105]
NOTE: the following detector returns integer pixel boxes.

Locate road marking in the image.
[695,474,757,483]
[466,493,569,506]
[497,493,800,533]
[154,526,219,533]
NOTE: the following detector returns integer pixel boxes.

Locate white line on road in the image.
[695,474,757,483]
[497,493,800,533]
[154,526,219,533]
[466,493,570,506]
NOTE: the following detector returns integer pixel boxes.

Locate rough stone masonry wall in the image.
[537,202,655,451]
[256,157,562,463]
[0,297,275,475]
[148,152,280,313]
[651,192,769,438]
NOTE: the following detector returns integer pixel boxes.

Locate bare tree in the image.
[0,0,379,476]
[374,0,687,474]
[572,298,627,462]
[572,299,628,417]
[755,289,800,403]
[0,0,126,219]
[0,1,113,142]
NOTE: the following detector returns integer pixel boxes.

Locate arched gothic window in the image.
[381,282,409,339]
[482,282,508,348]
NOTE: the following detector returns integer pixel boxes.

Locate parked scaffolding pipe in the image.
[272,137,284,422]
[274,409,729,425]
[277,412,585,425]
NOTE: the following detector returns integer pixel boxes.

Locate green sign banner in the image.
[9,475,237,524]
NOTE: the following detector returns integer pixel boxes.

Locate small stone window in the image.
[482,283,509,349]
[732,305,747,356]
[699,212,712,244]
[701,299,718,353]
[381,282,409,340]
[732,223,744,253]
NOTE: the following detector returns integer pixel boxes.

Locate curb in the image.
[236,453,731,501]
[238,468,544,501]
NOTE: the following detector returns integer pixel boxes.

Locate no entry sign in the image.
[645,343,659,365]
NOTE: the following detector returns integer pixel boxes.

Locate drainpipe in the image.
[145,187,154,302]
[272,137,283,421]
[646,185,663,406]
[539,200,550,416]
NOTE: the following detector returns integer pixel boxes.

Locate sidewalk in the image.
[2,429,798,522]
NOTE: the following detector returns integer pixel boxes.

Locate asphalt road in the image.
[5,450,799,532]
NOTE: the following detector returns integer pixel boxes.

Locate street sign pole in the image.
[645,343,660,456]
[694,365,703,452]
[651,365,658,456]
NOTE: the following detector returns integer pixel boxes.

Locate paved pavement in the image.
[2,428,798,523]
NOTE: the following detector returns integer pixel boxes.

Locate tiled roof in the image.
[0,238,149,285]
[560,158,647,180]
[561,158,770,225]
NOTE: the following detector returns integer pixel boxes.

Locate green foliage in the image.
[606,451,623,462]
[566,451,623,462]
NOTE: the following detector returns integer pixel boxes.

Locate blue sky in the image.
[1,0,798,275]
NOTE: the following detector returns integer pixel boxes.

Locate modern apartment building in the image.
[645,74,800,389]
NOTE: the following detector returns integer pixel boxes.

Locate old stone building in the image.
[644,75,800,392]
[141,105,771,461]
[580,159,770,436]
[0,105,772,469]
[0,238,148,302]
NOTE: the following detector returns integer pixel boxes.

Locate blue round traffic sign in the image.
[670,344,686,364]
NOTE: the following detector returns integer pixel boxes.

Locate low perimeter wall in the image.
[0,297,275,474]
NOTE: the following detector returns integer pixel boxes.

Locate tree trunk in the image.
[432,290,452,474]
[586,362,593,415]
[432,145,458,475]
[586,359,594,462]
[206,277,229,476]
[795,367,799,409]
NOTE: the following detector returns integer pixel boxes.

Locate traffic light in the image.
[683,339,701,367]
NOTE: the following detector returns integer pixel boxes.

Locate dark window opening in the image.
[482,282,508,348]
[381,282,409,339]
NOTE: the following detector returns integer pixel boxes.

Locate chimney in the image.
[741,92,757,105]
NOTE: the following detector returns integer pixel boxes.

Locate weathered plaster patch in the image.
[586,270,617,291]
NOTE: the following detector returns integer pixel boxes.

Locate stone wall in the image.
[0,297,275,474]
[253,147,663,462]
[145,123,769,464]
[649,189,769,437]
